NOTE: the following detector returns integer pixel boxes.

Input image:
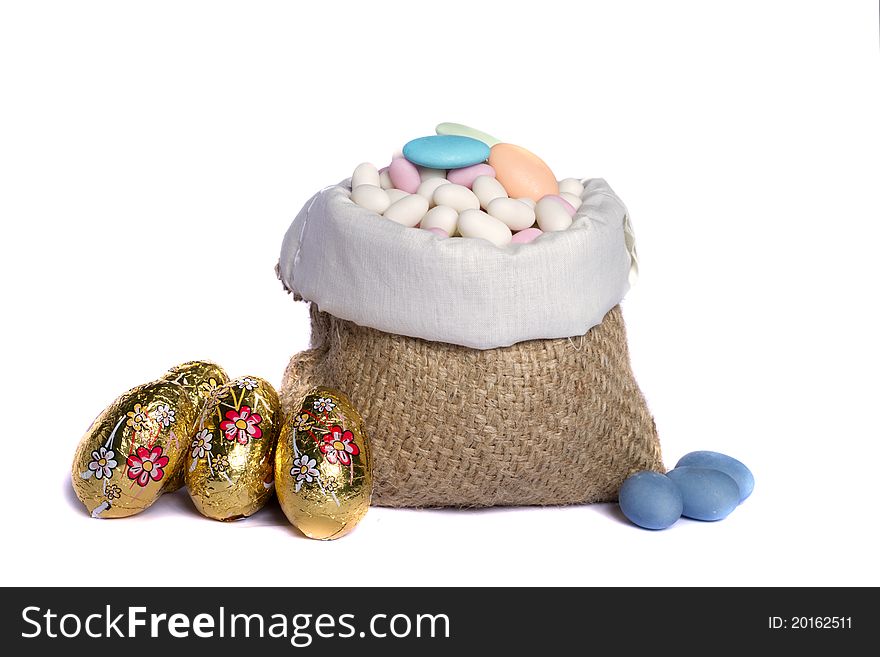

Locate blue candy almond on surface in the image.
[402,135,491,169]
[666,467,739,521]
[675,450,754,502]
[618,471,683,530]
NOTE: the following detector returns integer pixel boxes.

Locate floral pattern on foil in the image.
[191,429,213,459]
[81,398,181,518]
[87,446,118,480]
[319,425,360,466]
[126,403,151,432]
[289,394,368,507]
[220,405,263,445]
[237,377,259,391]
[313,397,335,413]
[153,404,176,428]
[126,446,169,487]
[291,456,320,492]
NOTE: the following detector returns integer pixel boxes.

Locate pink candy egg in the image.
[511,227,543,244]
[389,157,421,193]
[424,227,448,238]
[447,163,496,189]
[541,194,577,217]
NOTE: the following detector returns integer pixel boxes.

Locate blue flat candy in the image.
[402,135,490,169]
[618,471,683,530]
[666,467,739,521]
[675,450,754,502]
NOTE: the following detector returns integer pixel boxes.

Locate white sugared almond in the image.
[417,166,447,180]
[458,209,512,246]
[559,191,583,210]
[385,188,409,204]
[558,178,585,197]
[433,184,480,212]
[383,194,429,227]
[535,196,573,232]
[352,162,380,189]
[420,205,458,235]
[486,197,536,231]
[472,175,509,210]
[351,185,391,214]
[379,169,394,190]
[417,178,450,205]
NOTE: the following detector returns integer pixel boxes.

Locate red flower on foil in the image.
[126,446,169,487]
[220,406,263,445]
[319,425,360,466]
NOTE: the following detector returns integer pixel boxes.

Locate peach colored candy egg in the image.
[488,143,559,202]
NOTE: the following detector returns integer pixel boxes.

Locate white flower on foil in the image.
[154,404,175,428]
[237,377,258,391]
[291,455,319,492]
[313,397,335,413]
[88,446,118,479]
[191,429,213,459]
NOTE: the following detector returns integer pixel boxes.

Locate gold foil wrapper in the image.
[162,361,230,492]
[185,376,280,521]
[71,380,195,518]
[276,387,372,540]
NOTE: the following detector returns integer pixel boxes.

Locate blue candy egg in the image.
[666,467,739,521]
[618,471,683,530]
[675,450,754,502]
[402,135,490,169]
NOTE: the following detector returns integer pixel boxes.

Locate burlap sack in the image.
[280,303,662,508]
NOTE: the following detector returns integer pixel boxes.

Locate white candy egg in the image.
[559,192,583,210]
[433,183,480,212]
[472,175,509,210]
[536,196,573,232]
[417,178,450,205]
[352,162,380,189]
[516,197,536,209]
[558,178,585,197]
[385,188,409,204]
[420,205,458,235]
[379,169,394,190]
[417,166,447,180]
[384,194,429,227]
[458,209,513,247]
[351,184,391,214]
[486,197,536,231]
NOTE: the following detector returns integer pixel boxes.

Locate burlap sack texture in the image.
[280,302,663,508]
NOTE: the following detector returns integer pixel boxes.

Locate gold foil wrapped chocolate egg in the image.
[71,380,195,518]
[185,375,281,521]
[276,387,372,540]
[161,360,230,492]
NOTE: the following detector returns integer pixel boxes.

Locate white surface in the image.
[1,0,879,587]
[278,178,632,349]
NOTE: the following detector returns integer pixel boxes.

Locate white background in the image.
[1,1,878,587]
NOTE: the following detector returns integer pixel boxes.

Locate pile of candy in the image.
[71,361,372,540]
[618,451,755,530]
[347,122,585,246]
